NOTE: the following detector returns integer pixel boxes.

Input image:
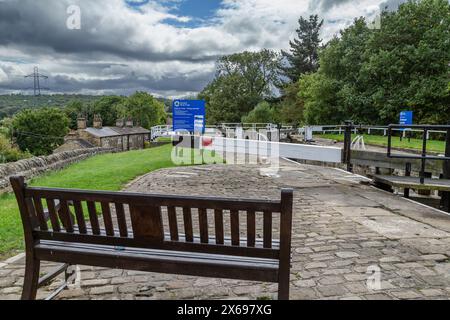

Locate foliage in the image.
[279,15,324,84]
[12,107,70,156]
[119,92,167,129]
[200,50,281,124]
[0,94,102,120]
[242,101,278,124]
[299,0,450,125]
[0,134,30,163]
[277,81,305,125]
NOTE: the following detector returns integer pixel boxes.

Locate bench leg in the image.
[21,256,40,300]
[278,274,290,300]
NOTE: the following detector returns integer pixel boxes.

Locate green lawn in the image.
[0,144,221,259]
[317,134,446,153]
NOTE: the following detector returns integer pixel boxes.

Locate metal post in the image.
[420,129,428,185]
[440,125,450,211]
[343,120,353,173]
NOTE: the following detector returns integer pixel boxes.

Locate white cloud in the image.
[0,0,408,96]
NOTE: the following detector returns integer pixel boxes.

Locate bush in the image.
[0,135,30,163]
[12,107,70,156]
[241,101,278,124]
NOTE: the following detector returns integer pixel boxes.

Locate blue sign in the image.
[173,100,206,133]
[399,111,413,127]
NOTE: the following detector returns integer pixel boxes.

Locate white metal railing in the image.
[308,125,447,140]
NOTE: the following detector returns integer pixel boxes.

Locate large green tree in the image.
[279,15,324,84]
[12,108,70,156]
[300,0,450,125]
[200,50,281,123]
[120,92,167,129]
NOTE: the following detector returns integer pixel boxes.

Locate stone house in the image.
[55,115,150,153]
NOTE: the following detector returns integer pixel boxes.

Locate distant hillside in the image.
[0,94,172,119]
[0,94,101,119]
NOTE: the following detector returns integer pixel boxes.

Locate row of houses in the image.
[55,115,150,153]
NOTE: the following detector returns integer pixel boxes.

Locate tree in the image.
[279,15,324,84]
[242,101,277,124]
[120,92,166,129]
[200,50,281,123]
[278,81,305,125]
[93,96,126,126]
[298,0,450,125]
[12,108,70,156]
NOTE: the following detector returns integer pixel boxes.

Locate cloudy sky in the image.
[0,0,407,97]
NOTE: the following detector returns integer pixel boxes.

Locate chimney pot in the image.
[93,114,103,129]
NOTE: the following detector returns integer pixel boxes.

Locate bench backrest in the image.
[11,176,293,261]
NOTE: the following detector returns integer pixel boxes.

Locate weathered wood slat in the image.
[247,210,256,248]
[87,201,100,235]
[183,207,194,243]
[230,210,240,246]
[101,202,114,237]
[33,197,48,231]
[73,200,87,234]
[114,203,128,238]
[35,230,280,259]
[214,209,224,245]
[167,206,179,241]
[263,211,272,249]
[59,200,74,233]
[199,208,209,244]
[46,199,61,232]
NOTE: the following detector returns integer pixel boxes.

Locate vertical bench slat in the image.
[230,210,240,246]
[168,206,179,241]
[183,207,194,242]
[199,208,209,244]
[263,211,272,249]
[59,200,74,233]
[115,203,128,238]
[101,202,115,236]
[46,199,61,232]
[33,197,48,231]
[247,210,256,247]
[214,209,224,245]
[73,200,87,234]
[87,201,100,235]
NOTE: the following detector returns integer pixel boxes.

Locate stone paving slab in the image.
[1,159,450,300]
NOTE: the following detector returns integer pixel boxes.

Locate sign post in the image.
[172,100,206,134]
[399,111,413,142]
[172,100,206,164]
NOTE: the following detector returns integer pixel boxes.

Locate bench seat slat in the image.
[35,243,279,283]
[34,229,280,259]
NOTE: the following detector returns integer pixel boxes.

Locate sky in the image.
[0,0,411,97]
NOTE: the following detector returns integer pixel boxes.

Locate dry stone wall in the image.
[0,148,113,193]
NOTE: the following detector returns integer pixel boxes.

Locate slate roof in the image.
[85,126,150,138]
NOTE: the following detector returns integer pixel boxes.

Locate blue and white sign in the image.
[173,100,206,133]
[399,111,413,127]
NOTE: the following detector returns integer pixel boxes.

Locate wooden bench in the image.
[10,176,294,300]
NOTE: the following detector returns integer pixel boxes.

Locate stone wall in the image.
[0,148,113,193]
